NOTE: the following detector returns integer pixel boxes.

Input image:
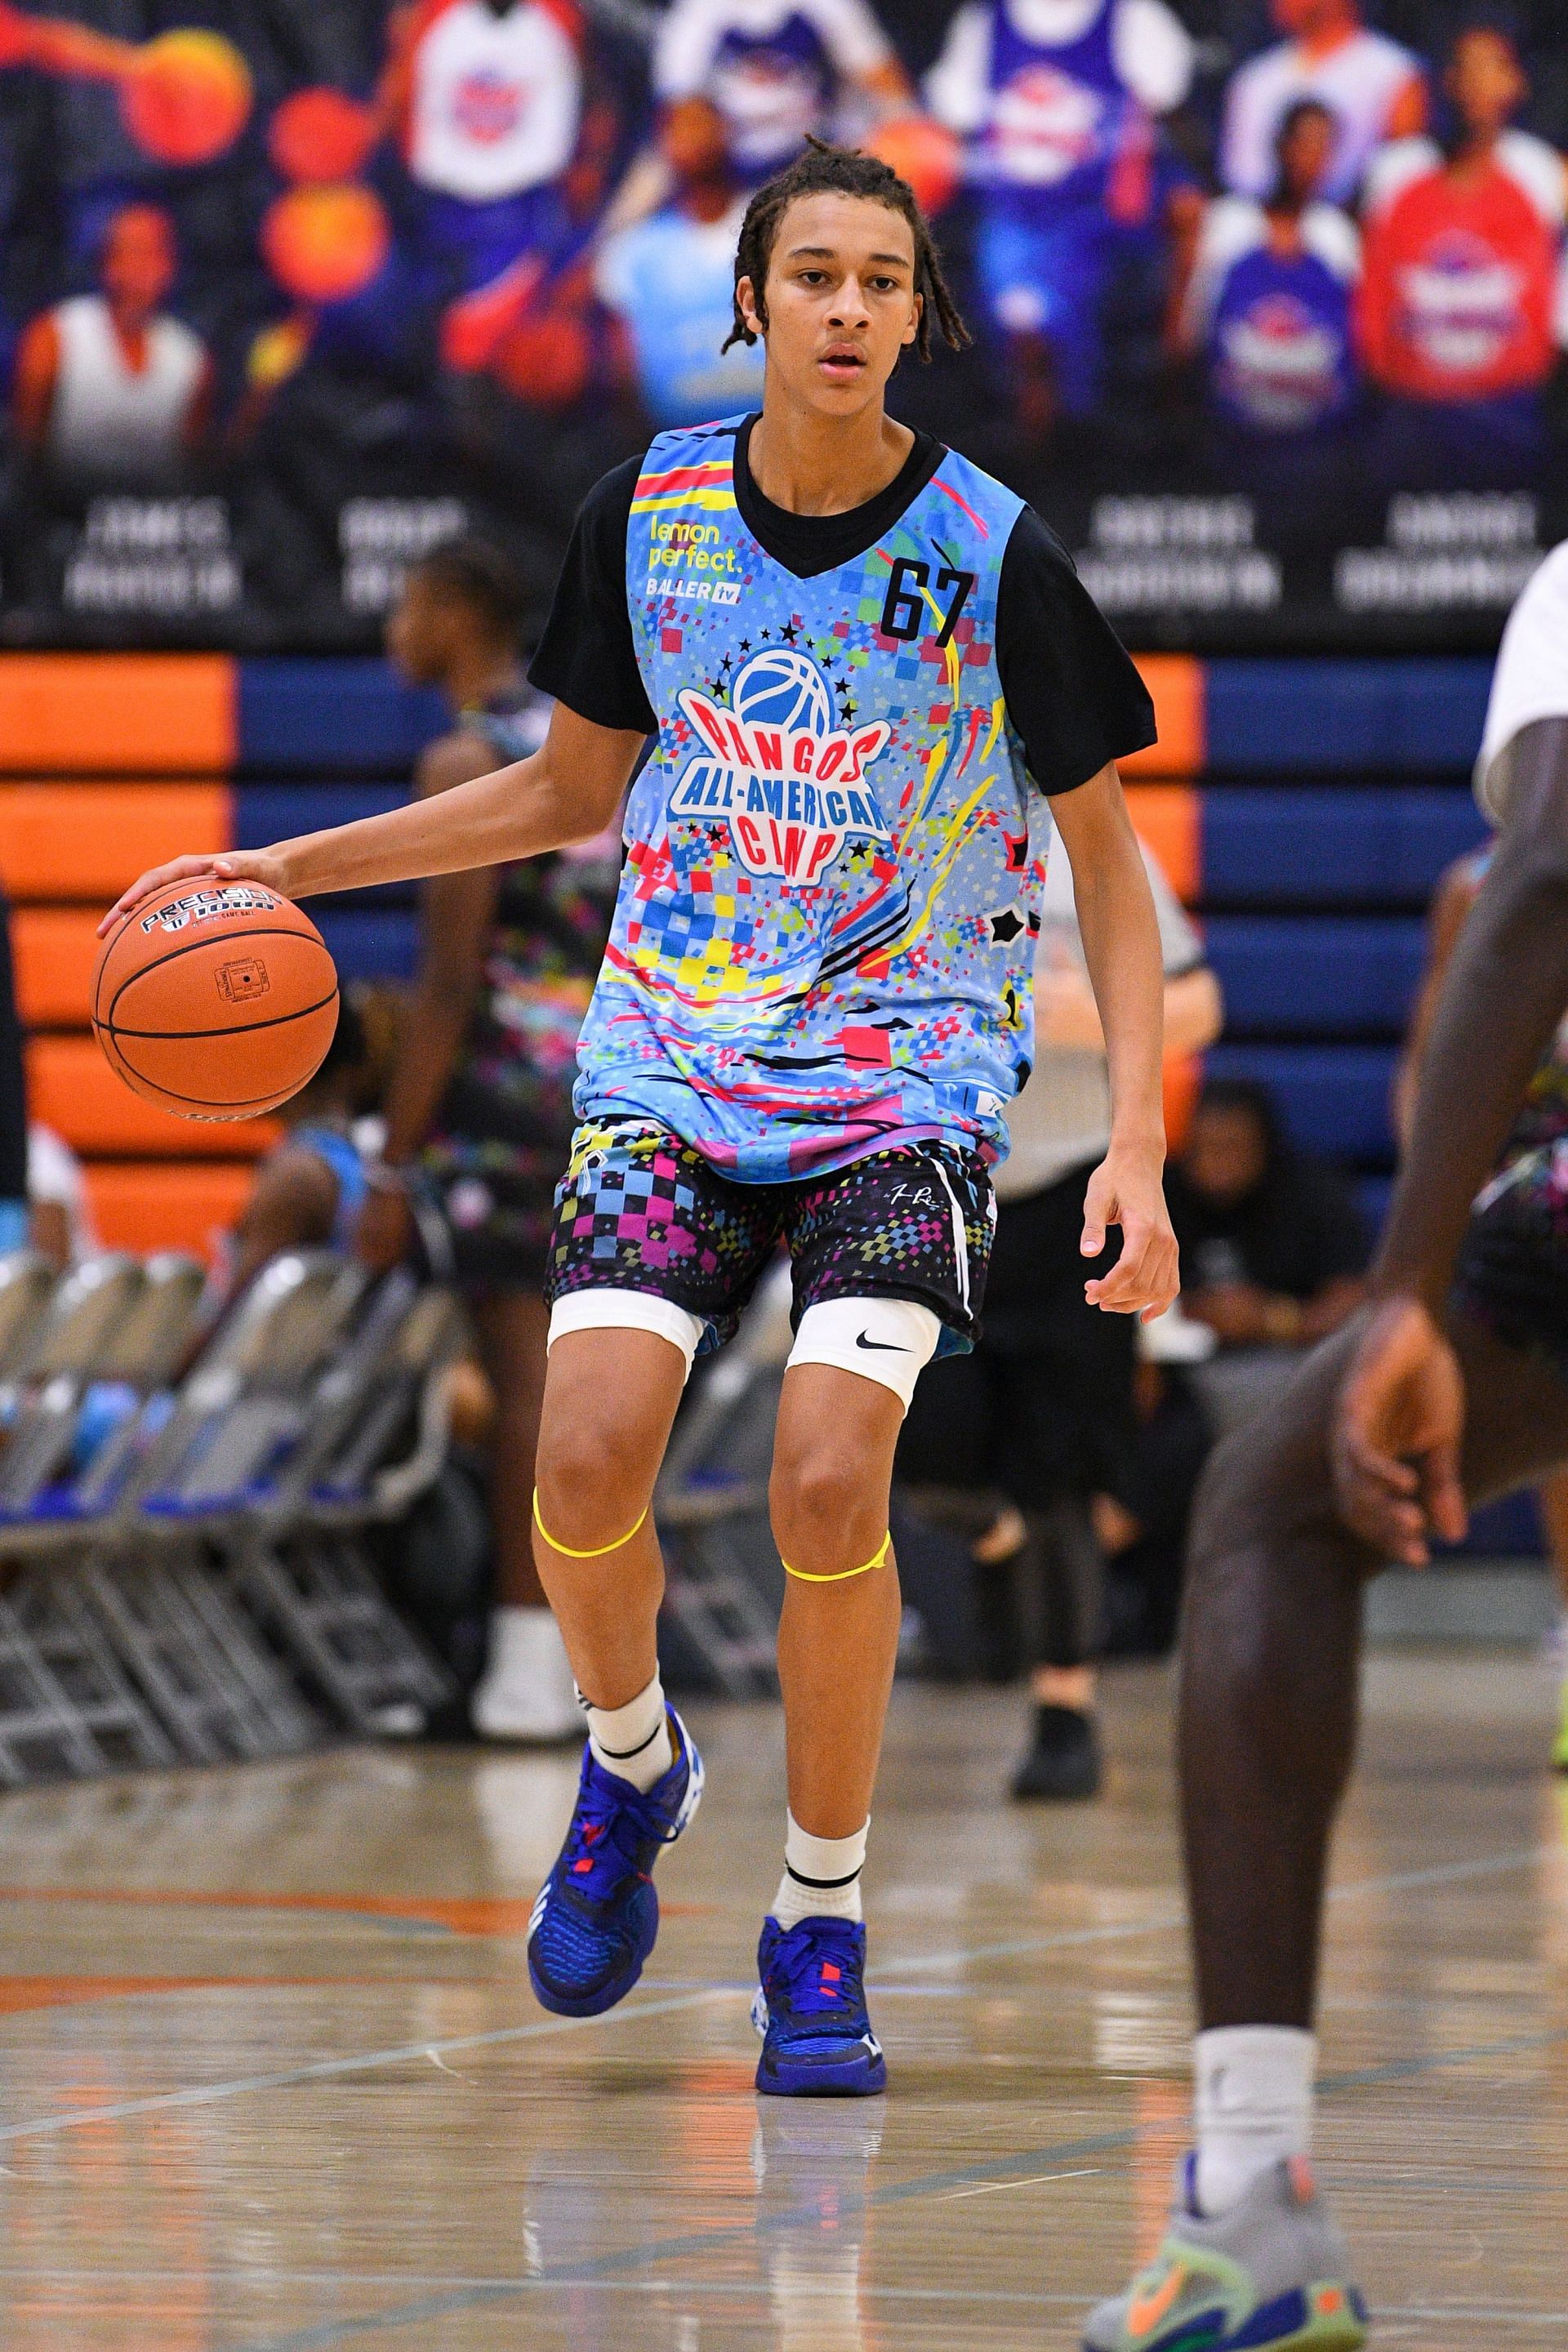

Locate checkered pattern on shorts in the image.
[547,1120,994,1355]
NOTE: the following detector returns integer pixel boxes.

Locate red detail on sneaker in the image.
[821,1962,842,1987]
[572,1858,594,1874]
[581,1824,604,1843]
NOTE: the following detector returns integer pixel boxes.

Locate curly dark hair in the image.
[723,136,970,362]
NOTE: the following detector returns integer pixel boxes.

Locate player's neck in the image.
[747,389,914,519]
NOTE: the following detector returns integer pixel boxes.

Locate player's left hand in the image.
[1080,1145,1179,1322]
[1330,1294,1468,1566]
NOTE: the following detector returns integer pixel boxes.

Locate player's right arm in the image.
[97,702,644,936]
[1334,715,1568,1560]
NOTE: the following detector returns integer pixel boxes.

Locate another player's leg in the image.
[1535,1468,1568,1769]
[753,1352,909,2097]
[524,1322,702,2017]
[1085,1312,1568,2350]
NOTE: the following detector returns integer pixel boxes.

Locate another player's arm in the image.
[99,702,644,934]
[357,732,505,1267]
[1335,716,1568,1559]
[1047,763,1179,1321]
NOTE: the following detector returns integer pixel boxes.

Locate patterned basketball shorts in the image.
[1454,1138,1568,1382]
[546,1120,996,1356]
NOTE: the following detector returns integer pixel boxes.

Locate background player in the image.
[101,139,1177,2103]
[1086,540,1568,2348]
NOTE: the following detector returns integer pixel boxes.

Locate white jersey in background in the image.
[1475,541,1568,826]
[996,839,1203,1201]
[1221,25,1422,206]
[926,0,1194,143]
[406,0,582,200]
[47,296,206,483]
[26,1126,97,1264]
[654,0,895,172]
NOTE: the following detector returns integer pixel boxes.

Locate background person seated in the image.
[1220,0,1426,207]
[11,203,214,490]
[26,1125,97,1270]
[595,96,766,426]
[1359,17,1568,490]
[223,992,380,1300]
[1165,1073,1370,1432]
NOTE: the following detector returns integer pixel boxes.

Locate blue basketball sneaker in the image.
[528,1706,702,2018]
[751,1915,886,2096]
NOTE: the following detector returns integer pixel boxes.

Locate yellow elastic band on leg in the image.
[781,1530,893,1584]
[532,1489,649,1559]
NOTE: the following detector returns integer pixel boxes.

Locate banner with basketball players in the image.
[0,0,1562,655]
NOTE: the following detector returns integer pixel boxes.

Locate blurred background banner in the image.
[0,0,1561,655]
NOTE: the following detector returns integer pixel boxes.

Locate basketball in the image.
[865,114,962,217]
[261,182,391,306]
[118,29,253,167]
[91,877,339,1123]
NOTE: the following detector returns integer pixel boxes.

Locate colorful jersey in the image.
[574,419,1051,1182]
[1190,198,1360,434]
[1360,150,1561,402]
[403,0,582,202]
[595,198,766,428]
[653,0,893,178]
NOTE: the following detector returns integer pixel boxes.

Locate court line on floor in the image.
[0,1988,730,2148]
[0,1834,1552,2154]
[223,2017,1568,2351]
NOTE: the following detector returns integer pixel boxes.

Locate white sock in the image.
[1195,2026,1317,2217]
[772,1812,868,1928]
[582,1673,672,1793]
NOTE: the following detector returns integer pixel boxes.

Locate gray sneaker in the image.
[1083,2155,1368,2350]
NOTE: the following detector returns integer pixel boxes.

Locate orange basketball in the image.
[261,181,390,305]
[91,877,338,1123]
[119,29,253,167]
[865,114,963,216]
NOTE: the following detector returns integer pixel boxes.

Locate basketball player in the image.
[103,141,1177,2099]
[1086,544,1568,2346]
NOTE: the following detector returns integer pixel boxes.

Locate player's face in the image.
[385,572,453,684]
[1183,1104,1269,1208]
[1448,29,1526,135]
[1278,106,1335,201]
[740,193,921,419]
[102,208,176,314]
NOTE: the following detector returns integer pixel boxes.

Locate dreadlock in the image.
[723,136,970,362]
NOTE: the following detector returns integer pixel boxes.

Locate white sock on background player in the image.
[772,1813,868,1928]
[1195,2025,1316,2216]
[583,1673,673,1792]
[471,1607,579,1743]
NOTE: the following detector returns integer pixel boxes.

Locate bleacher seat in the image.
[1200,789,1489,907]
[1205,915,1426,1036]
[1206,1043,1397,1165]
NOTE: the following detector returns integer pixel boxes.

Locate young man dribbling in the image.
[104,140,1177,2095]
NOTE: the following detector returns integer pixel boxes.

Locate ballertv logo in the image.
[670,649,891,884]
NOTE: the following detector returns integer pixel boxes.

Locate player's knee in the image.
[535,1419,657,1557]
[768,1445,885,1579]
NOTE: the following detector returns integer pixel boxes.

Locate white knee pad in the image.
[547,1290,706,1382]
[786,1296,942,1412]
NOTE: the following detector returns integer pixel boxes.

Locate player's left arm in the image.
[1047,764,1179,1321]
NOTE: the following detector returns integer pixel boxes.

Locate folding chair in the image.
[225,1272,461,1737]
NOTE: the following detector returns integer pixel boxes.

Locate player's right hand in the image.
[97,849,289,937]
[1330,1295,1468,1566]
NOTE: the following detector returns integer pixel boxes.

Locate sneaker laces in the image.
[560,1742,684,1900]
[766,1919,866,2020]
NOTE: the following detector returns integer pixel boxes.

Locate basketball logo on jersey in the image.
[669,648,892,886]
[452,69,526,145]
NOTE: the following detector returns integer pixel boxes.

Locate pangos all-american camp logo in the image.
[670,648,892,884]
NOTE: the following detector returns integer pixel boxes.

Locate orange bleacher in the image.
[3,664,256,1258]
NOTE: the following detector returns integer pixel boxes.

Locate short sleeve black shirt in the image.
[529,419,1156,792]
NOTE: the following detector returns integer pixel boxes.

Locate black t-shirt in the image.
[529,416,1155,796]
[1165,1160,1372,1301]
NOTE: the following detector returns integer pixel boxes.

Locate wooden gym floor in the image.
[0,1658,1561,2350]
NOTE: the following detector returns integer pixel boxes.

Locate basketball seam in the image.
[96,987,340,1043]
[86,1052,330,1113]
[102,924,331,1031]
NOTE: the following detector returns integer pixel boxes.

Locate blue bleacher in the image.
[1206,1043,1397,1166]
[1201,788,1489,906]
[237,662,446,775]
[1205,915,1425,1036]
